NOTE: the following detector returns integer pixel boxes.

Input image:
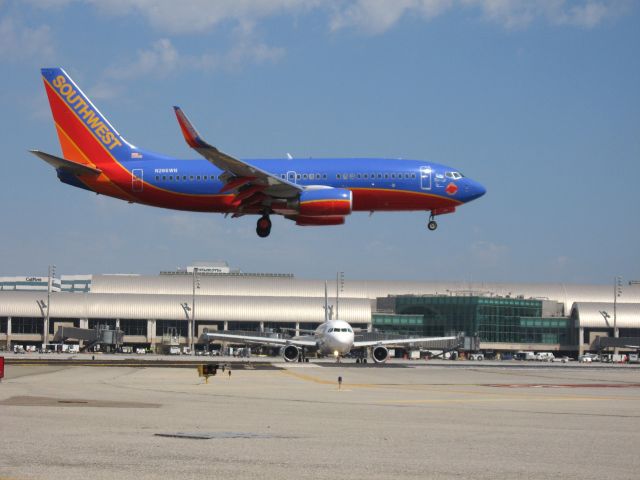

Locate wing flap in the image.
[30,149,102,176]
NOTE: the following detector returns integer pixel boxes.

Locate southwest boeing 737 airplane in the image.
[33,68,486,237]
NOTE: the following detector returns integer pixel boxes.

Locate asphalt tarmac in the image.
[1,361,639,479]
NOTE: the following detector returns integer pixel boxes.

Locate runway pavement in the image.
[1,361,639,479]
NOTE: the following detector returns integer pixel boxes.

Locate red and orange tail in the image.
[40,67,134,171]
[39,68,144,201]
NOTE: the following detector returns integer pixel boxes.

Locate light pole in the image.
[44,265,56,349]
[599,310,610,347]
[614,276,622,355]
[191,267,200,354]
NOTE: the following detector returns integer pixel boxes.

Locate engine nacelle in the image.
[281,345,300,362]
[295,215,345,226]
[296,188,352,217]
[372,346,389,363]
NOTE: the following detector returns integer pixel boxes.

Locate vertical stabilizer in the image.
[40,67,133,169]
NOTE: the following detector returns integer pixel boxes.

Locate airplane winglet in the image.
[173,106,211,149]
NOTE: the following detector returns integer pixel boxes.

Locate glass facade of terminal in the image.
[374,296,573,345]
[88,319,117,330]
[156,320,188,337]
[11,317,44,334]
[370,314,424,336]
[120,319,147,336]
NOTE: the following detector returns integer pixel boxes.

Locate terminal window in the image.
[120,319,147,336]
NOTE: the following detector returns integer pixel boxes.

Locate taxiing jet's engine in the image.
[372,346,389,363]
[295,189,353,217]
[282,345,300,362]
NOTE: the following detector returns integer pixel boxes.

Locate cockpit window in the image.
[328,328,334,332]
[446,171,464,180]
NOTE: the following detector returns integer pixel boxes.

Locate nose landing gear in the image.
[427,213,438,231]
[256,214,272,238]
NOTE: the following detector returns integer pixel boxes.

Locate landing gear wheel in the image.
[427,214,438,231]
[256,215,272,238]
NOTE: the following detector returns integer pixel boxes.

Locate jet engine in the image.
[282,345,300,362]
[294,188,353,217]
[372,346,389,363]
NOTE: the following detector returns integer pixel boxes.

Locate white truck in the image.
[515,351,536,361]
[535,352,555,362]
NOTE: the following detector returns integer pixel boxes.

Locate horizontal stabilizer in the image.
[30,149,102,176]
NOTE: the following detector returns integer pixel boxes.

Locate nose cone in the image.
[464,179,486,202]
[328,332,354,354]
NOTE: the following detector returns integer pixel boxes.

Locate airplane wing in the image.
[173,107,302,201]
[204,332,316,348]
[30,150,102,176]
[353,335,458,348]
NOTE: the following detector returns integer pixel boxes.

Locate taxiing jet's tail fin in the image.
[40,67,134,170]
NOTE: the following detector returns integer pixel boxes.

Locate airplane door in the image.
[132,169,144,192]
[420,166,432,190]
[287,171,297,184]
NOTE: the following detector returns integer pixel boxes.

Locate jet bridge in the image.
[52,325,123,352]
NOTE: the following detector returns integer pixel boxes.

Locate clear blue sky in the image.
[1,1,638,284]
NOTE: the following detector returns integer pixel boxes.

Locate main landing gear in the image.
[427,214,438,231]
[256,214,272,238]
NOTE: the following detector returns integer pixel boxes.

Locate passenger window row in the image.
[279,174,328,180]
[336,173,417,180]
[155,171,421,183]
[155,175,216,182]
[276,173,418,181]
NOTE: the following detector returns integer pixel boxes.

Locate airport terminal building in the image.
[1,264,639,355]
